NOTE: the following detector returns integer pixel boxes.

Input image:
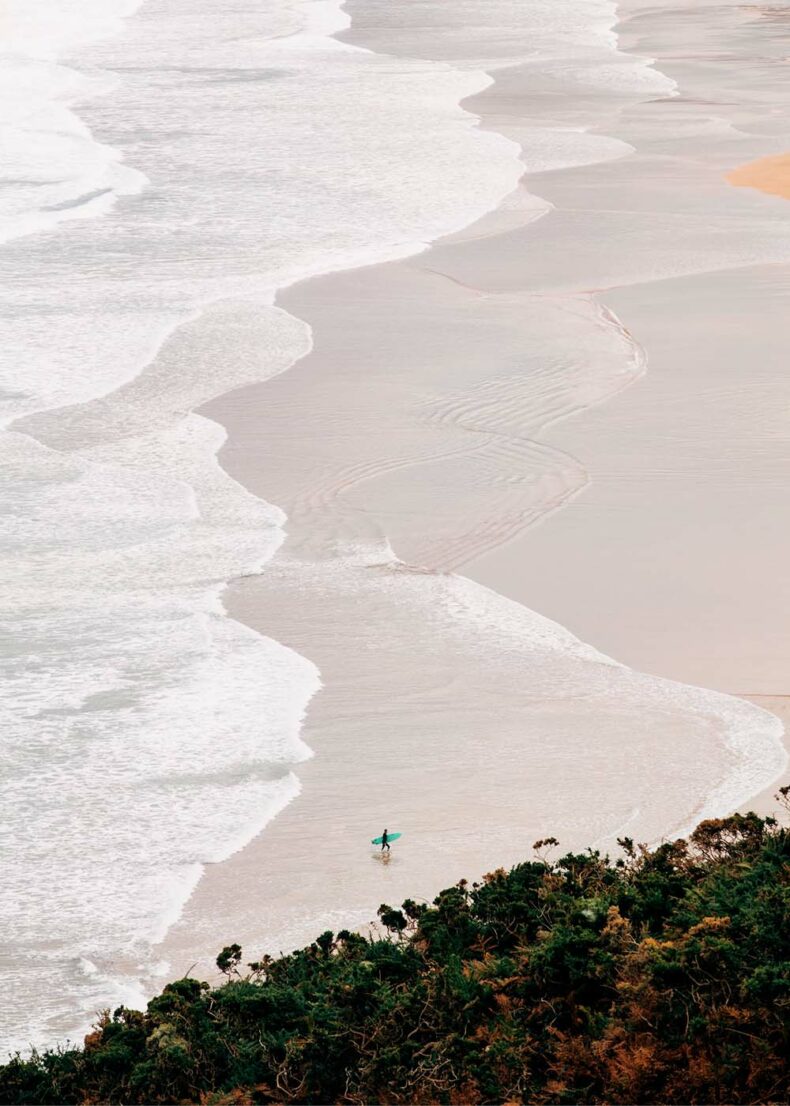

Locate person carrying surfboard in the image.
[381,828,390,852]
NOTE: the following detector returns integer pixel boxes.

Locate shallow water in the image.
[0,0,527,1056]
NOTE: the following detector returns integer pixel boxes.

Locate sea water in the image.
[0,0,526,1054]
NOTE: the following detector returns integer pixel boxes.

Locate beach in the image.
[729,153,790,201]
[3,0,790,1053]
[158,0,790,980]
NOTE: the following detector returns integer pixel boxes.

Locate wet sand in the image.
[729,152,790,200]
[158,0,790,979]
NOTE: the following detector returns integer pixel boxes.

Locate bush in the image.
[1,808,788,1104]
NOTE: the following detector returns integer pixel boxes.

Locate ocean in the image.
[1,0,524,1055]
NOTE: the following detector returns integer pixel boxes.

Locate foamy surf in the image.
[0,2,147,247]
[0,0,525,1056]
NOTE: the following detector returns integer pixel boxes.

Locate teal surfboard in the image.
[371,832,401,845]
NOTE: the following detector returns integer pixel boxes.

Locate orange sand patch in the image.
[727,152,790,199]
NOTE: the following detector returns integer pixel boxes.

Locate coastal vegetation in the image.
[1,800,788,1105]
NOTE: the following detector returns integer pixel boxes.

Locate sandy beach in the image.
[157,0,790,981]
[10,0,790,1061]
[729,152,790,200]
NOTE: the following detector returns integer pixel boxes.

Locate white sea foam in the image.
[0,2,147,246]
[1,0,525,1055]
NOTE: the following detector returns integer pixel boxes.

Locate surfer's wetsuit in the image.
[381,829,390,852]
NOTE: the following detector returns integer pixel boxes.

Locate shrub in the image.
[1,809,787,1104]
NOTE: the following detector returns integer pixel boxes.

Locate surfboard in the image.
[371,832,402,845]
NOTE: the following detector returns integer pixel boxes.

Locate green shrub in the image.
[1,807,788,1104]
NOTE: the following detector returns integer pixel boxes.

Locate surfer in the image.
[381,828,390,852]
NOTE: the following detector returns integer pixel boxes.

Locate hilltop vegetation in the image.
[1,800,788,1105]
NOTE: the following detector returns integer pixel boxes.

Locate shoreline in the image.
[155,0,789,985]
[11,0,790,1064]
[2,0,531,1059]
